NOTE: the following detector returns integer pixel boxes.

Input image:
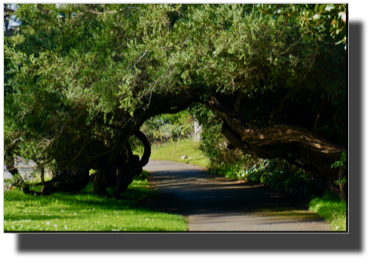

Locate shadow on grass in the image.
[5,184,187,233]
[7,189,154,209]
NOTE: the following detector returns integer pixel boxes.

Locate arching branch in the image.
[207,95,344,182]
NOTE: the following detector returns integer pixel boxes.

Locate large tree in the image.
[4,4,347,199]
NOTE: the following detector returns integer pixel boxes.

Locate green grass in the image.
[150,138,209,168]
[4,172,188,232]
[309,192,347,231]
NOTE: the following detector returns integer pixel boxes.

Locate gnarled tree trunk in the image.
[207,95,347,201]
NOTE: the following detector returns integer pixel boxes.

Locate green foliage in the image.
[141,110,194,144]
[5,4,346,188]
[258,159,328,200]
[331,150,347,169]
[330,150,347,186]
[252,4,346,49]
[309,191,347,231]
[194,106,262,179]
[205,152,328,201]
[193,104,328,200]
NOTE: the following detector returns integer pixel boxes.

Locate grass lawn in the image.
[309,192,347,231]
[150,138,209,168]
[4,172,188,232]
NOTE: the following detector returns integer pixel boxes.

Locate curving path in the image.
[144,160,330,231]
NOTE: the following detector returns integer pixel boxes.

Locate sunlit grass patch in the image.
[309,192,347,231]
[151,138,209,168]
[4,172,187,232]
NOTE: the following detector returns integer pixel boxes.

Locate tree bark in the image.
[339,166,348,202]
[207,95,346,193]
[93,167,110,197]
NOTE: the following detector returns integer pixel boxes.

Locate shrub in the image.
[192,105,330,201]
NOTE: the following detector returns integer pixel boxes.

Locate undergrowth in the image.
[309,191,347,231]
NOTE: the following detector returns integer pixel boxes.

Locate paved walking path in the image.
[144,160,330,231]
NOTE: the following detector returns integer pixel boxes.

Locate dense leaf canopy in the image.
[4,4,347,196]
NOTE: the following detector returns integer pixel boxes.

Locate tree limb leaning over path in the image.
[207,95,344,185]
